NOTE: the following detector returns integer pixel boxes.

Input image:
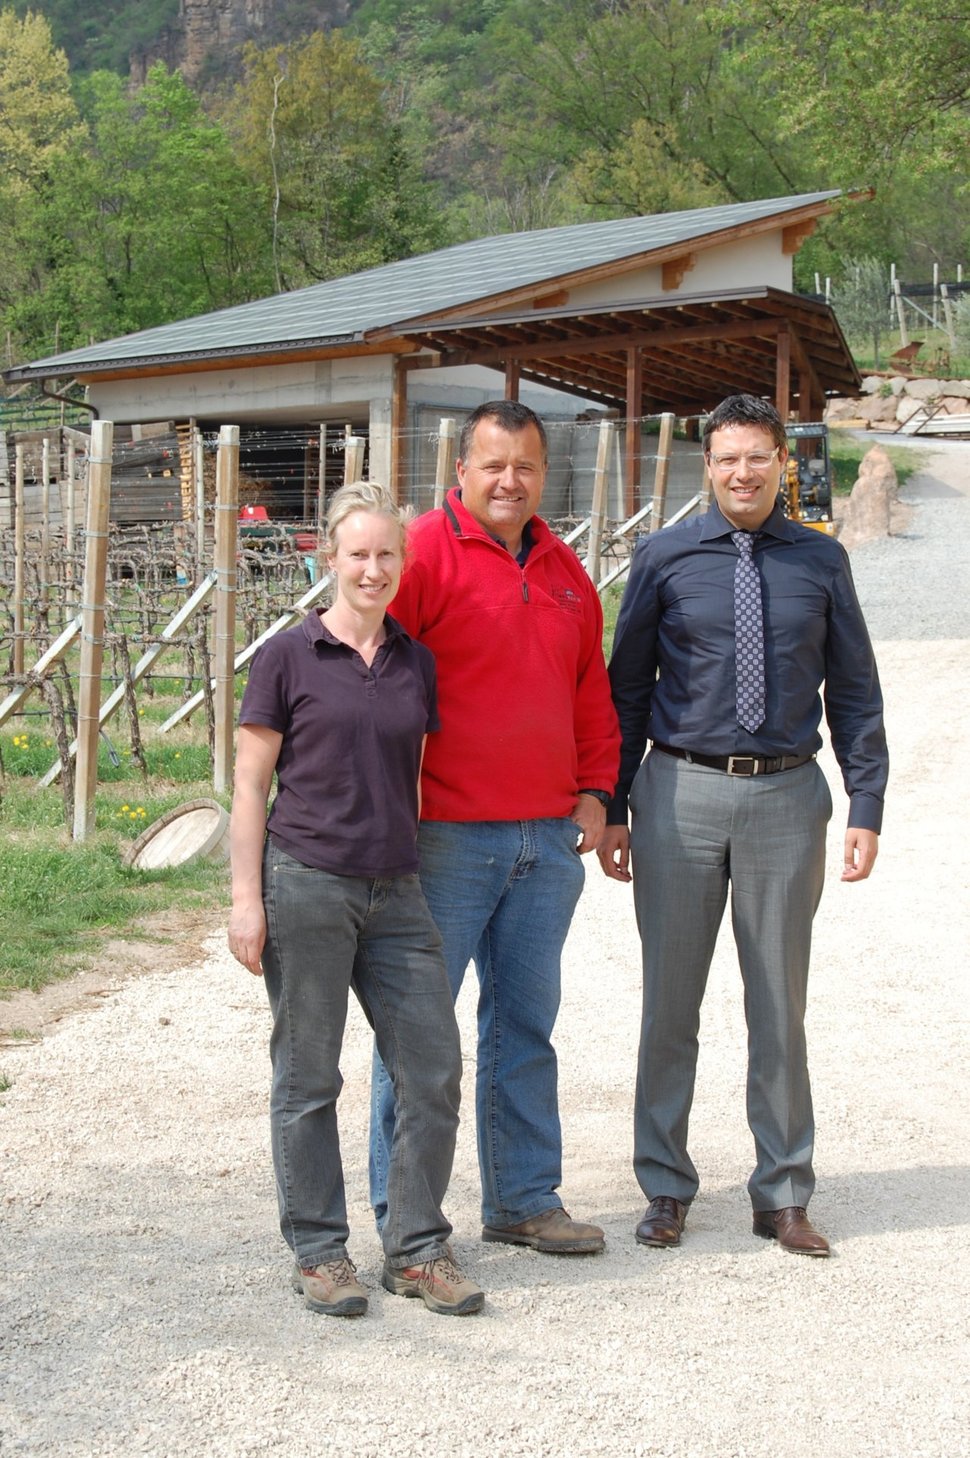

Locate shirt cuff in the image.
[848,793,883,834]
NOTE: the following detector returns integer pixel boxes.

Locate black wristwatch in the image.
[578,788,611,807]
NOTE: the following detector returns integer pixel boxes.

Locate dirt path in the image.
[1,440,968,1458]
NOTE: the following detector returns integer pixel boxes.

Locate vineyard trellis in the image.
[2,413,711,837]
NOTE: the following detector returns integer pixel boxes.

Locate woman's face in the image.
[327,510,404,614]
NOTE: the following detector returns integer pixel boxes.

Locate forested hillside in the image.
[1,1,968,372]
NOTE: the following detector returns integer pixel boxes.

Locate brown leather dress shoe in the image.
[752,1206,830,1256]
[635,1196,688,1248]
[482,1207,604,1253]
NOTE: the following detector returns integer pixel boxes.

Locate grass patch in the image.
[828,437,930,495]
[0,750,230,995]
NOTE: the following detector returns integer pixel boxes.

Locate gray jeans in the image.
[260,840,462,1269]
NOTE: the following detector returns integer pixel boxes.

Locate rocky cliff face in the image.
[129,0,350,86]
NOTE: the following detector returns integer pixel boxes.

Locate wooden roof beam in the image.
[782,219,817,255]
[411,314,787,371]
[662,253,697,290]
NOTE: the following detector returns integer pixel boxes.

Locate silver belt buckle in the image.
[726,755,758,776]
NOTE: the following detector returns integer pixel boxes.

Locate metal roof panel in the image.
[9,192,840,377]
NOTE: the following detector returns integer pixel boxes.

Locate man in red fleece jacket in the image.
[370,399,620,1253]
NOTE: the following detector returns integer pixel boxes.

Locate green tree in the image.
[225,29,445,290]
[832,257,890,367]
[724,0,970,277]
[3,58,272,361]
[0,8,87,359]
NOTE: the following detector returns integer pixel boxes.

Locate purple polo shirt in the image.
[239,609,439,878]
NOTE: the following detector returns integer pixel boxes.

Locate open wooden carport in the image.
[383,285,859,511]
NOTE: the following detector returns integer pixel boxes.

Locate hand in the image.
[841,827,879,882]
[228,900,267,976]
[597,824,632,883]
[570,793,607,854]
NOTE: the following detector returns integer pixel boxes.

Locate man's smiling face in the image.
[456,419,547,555]
[706,423,788,531]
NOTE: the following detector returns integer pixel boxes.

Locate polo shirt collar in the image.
[701,499,797,543]
[301,608,410,650]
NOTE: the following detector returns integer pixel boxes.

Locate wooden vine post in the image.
[13,443,25,677]
[434,417,457,508]
[587,418,614,585]
[212,424,240,794]
[73,419,114,842]
[649,413,675,532]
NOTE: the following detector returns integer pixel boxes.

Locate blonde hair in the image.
[322,481,413,557]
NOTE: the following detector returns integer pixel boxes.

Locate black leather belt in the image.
[651,743,814,777]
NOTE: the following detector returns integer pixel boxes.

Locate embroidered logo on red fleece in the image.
[551,585,583,614]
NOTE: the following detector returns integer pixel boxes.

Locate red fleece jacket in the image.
[390,488,620,823]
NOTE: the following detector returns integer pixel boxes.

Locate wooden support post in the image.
[893,277,909,348]
[649,413,675,532]
[65,437,77,606]
[302,436,314,522]
[344,433,365,485]
[504,359,520,400]
[625,347,643,516]
[194,424,206,579]
[212,424,240,795]
[41,436,51,601]
[390,357,407,502]
[434,417,457,509]
[317,425,327,539]
[940,284,957,353]
[73,419,113,843]
[587,419,613,584]
[775,328,791,421]
[13,443,25,677]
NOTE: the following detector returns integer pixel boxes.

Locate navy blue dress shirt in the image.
[607,502,888,832]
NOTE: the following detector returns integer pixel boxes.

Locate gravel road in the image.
[2,438,968,1458]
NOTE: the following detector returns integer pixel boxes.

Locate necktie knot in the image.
[732,530,756,557]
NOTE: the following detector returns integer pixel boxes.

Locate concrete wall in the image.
[89,354,396,426]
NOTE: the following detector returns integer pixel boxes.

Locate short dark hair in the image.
[457,400,548,464]
[702,395,787,453]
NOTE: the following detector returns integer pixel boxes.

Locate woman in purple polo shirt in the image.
[228,481,482,1319]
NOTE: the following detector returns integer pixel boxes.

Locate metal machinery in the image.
[782,422,837,536]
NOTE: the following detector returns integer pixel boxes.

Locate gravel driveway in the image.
[2,437,968,1458]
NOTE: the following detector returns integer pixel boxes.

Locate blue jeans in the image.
[261,841,461,1269]
[369,818,585,1229]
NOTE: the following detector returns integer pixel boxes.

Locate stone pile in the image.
[826,375,970,428]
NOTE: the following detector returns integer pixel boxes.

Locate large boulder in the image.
[895,395,925,424]
[903,376,944,400]
[838,445,899,550]
[856,392,899,425]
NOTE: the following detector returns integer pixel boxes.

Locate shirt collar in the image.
[301,608,409,649]
[700,499,797,543]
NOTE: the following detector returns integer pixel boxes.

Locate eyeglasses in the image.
[707,447,780,472]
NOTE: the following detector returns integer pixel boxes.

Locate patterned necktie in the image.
[732,530,765,732]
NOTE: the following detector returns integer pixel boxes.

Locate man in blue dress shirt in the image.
[598,394,888,1257]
